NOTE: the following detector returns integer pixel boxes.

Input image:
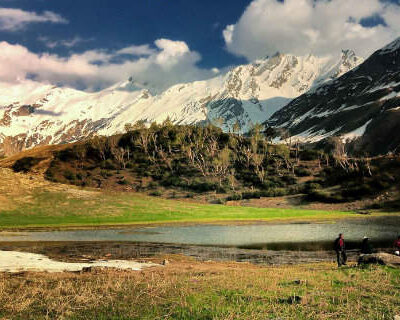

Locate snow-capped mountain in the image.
[0,50,362,156]
[266,38,400,155]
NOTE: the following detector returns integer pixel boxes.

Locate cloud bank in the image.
[223,0,400,60]
[0,7,67,31]
[0,39,216,92]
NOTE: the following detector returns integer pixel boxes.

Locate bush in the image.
[64,170,76,181]
[12,157,43,173]
[281,175,296,185]
[306,190,345,203]
[189,180,217,193]
[299,149,320,161]
[149,190,162,197]
[295,167,312,177]
[303,182,322,193]
[117,179,128,185]
[226,193,242,201]
[100,170,113,178]
[341,184,374,199]
[101,160,117,170]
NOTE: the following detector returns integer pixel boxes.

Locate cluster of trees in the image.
[38,119,399,204]
[82,120,301,189]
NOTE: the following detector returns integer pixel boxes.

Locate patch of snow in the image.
[0,250,159,273]
[341,120,372,141]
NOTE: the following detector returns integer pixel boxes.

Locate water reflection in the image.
[0,216,398,250]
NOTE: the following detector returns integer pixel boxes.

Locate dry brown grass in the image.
[0,256,398,319]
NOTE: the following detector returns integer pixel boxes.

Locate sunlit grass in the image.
[0,260,398,319]
[0,189,391,229]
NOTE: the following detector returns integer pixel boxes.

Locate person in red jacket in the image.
[334,233,347,267]
[394,235,400,256]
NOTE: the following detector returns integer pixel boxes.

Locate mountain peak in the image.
[341,49,356,59]
[379,36,400,54]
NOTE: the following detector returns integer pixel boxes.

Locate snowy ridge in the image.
[0,50,362,156]
[267,38,400,155]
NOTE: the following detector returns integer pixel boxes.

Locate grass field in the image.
[0,188,377,229]
[0,257,399,319]
[0,167,396,229]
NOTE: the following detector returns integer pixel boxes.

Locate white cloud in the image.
[0,39,217,92]
[0,7,67,31]
[223,0,400,60]
[116,44,155,56]
[222,24,234,44]
[38,36,91,49]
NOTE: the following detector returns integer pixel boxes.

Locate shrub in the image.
[100,170,113,178]
[64,170,76,181]
[189,180,217,193]
[226,193,242,201]
[299,149,320,161]
[12,157,43,173]
[117,179,128,185]
[303,182,322,193]
[149,190,162,197]
[101,160,117,170]
[341,184,374,199]
[306,190,345,203]
[295,167,312,177]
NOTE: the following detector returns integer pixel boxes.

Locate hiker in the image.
[394,235,400,256]
[360,236,373,254]
[334,233,347,267]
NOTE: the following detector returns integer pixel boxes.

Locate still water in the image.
[1,217,398,250]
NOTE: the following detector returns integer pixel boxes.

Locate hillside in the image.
[0,50,362,156]
[267,38,400,155]
[2,123,400,211]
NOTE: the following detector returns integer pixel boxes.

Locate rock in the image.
[162,259,170,266]
[81,266,92,273]
[394,315,400,320]
[358,253,400,267]
[279,295,302,304]
[356,210,371,215]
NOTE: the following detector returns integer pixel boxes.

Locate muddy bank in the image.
[0,241,369,265]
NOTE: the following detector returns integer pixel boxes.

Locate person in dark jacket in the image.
[334,233,347,267]
[361,236,373,254]
[394,235,400,256]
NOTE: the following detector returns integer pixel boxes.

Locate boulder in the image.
[358,252,400,267]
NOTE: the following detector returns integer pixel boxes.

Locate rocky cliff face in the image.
[0,50,362,156]
[267,38,400,155]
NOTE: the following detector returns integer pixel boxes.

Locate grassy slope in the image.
[0,187,387,229]
[0,258,399,319]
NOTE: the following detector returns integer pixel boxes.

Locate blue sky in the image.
[0,0,251,69]
[0,0,399,92]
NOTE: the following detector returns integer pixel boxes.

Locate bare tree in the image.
[74,144,87,169]
[91,136,108,161]
[112,147,128,169]
[211,147,231,186]
[157,147,173,172]
[252,153,267,183]
[193,152,209,177]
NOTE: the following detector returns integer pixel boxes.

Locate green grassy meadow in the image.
[0,188,388,229]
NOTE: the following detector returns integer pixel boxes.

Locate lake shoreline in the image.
[0,240,394,266]
[0,211,397,232]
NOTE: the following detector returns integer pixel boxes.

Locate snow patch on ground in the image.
[341,120,372,141]
[0,250,159,273]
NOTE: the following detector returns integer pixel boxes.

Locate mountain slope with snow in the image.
[0,50,362,156]
[267,38,400,155]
